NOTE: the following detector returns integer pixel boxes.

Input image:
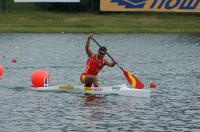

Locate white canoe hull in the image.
[31,84,151,97]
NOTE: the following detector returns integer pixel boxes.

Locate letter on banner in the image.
[100,0,200,13]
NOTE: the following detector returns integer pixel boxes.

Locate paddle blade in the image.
[122,69,144,89]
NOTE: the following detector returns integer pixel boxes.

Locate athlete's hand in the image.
[113,60,118,65]
[88,33,93,40]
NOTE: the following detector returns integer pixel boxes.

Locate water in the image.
[0,33,200,132]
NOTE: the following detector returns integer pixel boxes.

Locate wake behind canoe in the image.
[31,84,151,97]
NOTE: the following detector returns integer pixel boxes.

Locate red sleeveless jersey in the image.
[83,54,105,76]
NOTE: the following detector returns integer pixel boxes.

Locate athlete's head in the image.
[98,46,107,58]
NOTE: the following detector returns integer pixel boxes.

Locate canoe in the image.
[31,84,151,97]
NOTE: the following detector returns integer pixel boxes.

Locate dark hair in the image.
[99,46,107,52]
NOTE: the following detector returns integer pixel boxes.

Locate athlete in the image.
[80,33,117,87]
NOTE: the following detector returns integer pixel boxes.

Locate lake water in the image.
[0,33,200,132]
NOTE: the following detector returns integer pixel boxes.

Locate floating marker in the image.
[31,69,50,87]
[11,58,17,63]
[0,56,6,59]
[149,82,157,89]
[0,65,3,79]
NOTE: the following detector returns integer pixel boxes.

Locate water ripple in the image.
[0,33,200,131]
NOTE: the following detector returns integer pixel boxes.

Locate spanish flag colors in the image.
[122,69,144,89]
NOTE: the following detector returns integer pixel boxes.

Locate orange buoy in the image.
[31,69,50,87]
[0,64,3,79]
[11,58,17,63]
[149,82,157,88]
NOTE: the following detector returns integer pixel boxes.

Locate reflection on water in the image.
[0,33,200,131]
[81,94,104,107]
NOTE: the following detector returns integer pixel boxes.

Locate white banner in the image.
[15,0,80,2]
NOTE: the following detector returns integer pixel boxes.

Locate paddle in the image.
[92,38,144,89]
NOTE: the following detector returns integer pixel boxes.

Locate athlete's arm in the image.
[85,33,94,57]
[104,59,117,67]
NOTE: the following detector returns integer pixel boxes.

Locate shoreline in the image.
[0,12,200,34]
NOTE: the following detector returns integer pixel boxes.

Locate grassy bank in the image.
[0,11,200,33]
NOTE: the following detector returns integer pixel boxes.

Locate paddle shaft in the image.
[92,38,123,70]
[92,37,144,89]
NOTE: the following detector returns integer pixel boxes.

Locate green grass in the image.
[0,11,200,33]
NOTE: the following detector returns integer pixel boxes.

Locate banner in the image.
[15,0,80,2]
[101,0,200,13]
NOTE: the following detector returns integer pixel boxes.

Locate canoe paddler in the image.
[80,33,117,87]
